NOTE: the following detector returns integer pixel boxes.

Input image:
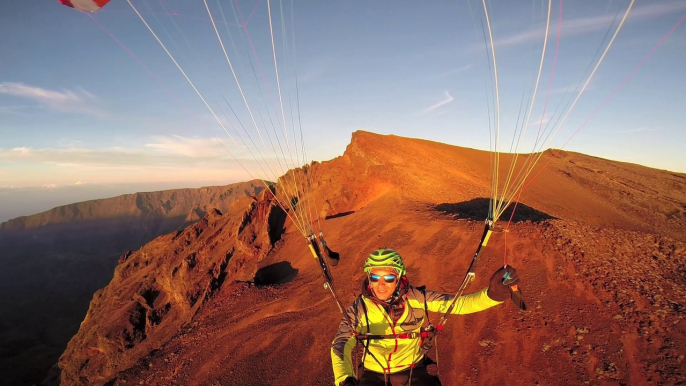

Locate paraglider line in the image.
[86,12,298,232]
[503,0,561,203]
[267,0,310,232]
[98,2,237,26]
[533,0,563,155]
[495,0,636,222]
[245,0,262,26]
[504,10,685,243]
[206,0,309,232]
[236,6,290,141]
[125,0,307,235]
[560,11,686,153]
[233,0,310,231]
[497,0,553,219]
[158,0,177,15]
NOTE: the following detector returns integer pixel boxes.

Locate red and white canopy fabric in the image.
[58,0,111,13]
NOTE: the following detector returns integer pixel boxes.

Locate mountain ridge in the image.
[0,180,268,231]
[51,131,686,385]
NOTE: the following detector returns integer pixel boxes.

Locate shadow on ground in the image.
[254,261,298,286]
[434,198,555,222]
[325,211,355,220]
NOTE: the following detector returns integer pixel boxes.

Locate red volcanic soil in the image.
[53,131,686,385]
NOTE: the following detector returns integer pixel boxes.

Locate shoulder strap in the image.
[357,295,387,376]
[357,295,371,334]
[416,285,431,325]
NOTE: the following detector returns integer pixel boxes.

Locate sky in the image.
[1,0,685,221]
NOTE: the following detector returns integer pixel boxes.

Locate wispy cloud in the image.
[297,57,335,85]
[0,82,105,116]
[527,113,553,129]
[496,2,686,47]
[435,65,472,79]
[57,138,85,148]
[421,91,454,115]
[299,66,329,85]
[0,138,281,186]
[615,127,659,134]
[0,105,32,115]
[146,135,228,158]
[1,143,226,167]
[2,146,152,167]
[2,136,284,168]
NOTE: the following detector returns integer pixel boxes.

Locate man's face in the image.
[369,267,399,301]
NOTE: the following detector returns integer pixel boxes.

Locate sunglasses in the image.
[369,273,398,284]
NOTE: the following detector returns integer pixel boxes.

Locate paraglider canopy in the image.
[58,0,111,13]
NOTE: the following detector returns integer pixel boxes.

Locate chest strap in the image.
[357,331,437,340]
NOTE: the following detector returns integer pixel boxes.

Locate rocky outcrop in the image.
[57,193,286,385]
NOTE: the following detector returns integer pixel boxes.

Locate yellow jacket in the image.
[330,281,502,385]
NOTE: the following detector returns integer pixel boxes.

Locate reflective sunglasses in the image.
[369,273,398,284]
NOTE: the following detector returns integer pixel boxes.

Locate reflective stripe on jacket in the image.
[330,285,502,385]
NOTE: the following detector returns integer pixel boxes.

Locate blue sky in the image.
[1,1,685,209]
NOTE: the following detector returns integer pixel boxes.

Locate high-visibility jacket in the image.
[330,283,502,385]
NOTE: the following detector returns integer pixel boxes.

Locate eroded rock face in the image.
[0,181,266,386]
[57,196,285,386]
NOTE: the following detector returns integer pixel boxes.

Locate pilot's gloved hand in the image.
[487,265,520,302]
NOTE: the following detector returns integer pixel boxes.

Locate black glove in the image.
[340,376,358,386]
[487,266,520,302]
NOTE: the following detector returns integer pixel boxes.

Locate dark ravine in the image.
[0,180,264,386]
[52,192,287,385]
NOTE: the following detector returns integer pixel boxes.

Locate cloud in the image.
[0,138,285,186]
[299,66,328,85]
[496,2,686,47]
[0,144,223,167]
[434,65,472,79]
[57,138,85,147]
[0,82,105,116]
[0,105,32,115]
[615,127,658,134]
[549,82,593,96]
[527,113,553,129]
[145,135,228,158]
[10,147,31,155]
[421,91,454,115]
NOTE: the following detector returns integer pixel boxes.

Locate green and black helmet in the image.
[364,249,406,276]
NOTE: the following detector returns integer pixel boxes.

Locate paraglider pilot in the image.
[331,249,520,386]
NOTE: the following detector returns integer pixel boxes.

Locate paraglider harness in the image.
[355,285,441,384]
[307,234,436,382]
[306,230,461,385]
[335,222,499,382]
[309,220,524,385]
